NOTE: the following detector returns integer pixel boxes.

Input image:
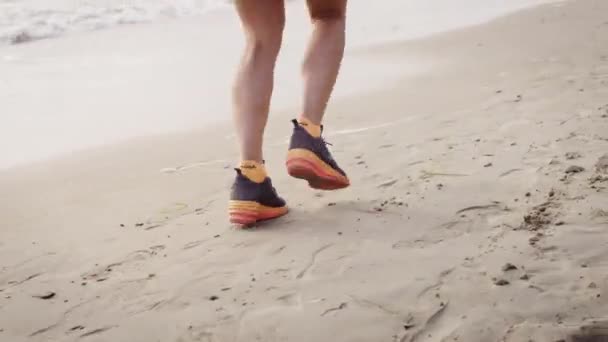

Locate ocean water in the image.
[0,0,231,45]
[0,0,561,46]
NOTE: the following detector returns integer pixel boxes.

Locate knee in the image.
[244,18,285,57]
[309,7,346,25]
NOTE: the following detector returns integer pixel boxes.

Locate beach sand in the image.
[1,0,608,341]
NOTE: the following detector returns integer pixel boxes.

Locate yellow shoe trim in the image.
[298,117,322,138]
[229,200,288,217]
[239,161,267,183]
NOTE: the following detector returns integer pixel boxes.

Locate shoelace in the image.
[317,137,336,165]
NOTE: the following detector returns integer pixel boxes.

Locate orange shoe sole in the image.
[286,149,350,190]
[228,200,288,227]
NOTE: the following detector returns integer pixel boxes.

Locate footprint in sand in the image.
[182,239,211,250]
[276,293,302,307]
[81,245,166,282]
[296,244,333,280]
[392,221,472,250]
[138,200,215,231]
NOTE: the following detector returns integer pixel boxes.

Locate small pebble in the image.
[502,263,518,272]
[494,279,510,286]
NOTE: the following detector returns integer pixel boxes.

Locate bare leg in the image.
[301,0,347,125]
[233,0,285,162]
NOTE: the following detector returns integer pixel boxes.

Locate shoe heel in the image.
[286,157,317,180]
[228,200,260,227]
[286,150,350,190]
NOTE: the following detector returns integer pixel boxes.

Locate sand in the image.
[1,0,608,341]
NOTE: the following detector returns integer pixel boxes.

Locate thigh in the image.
[306,0,347,20]
[235,0,285,37]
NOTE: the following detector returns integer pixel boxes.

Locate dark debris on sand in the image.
[565,165,585,174]
[588,154,608,186]
[565,152,582,160]
[522,210,553,231]
[493,278,510,286]
[519,189,563,247]
[33,292,55,300]
[520,191,560,232]
[69,325,85,332]
[502,263,518,272]
[595,154,608,174]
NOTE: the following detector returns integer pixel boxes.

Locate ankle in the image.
[297,116,322,138]
[238,160,267,183]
